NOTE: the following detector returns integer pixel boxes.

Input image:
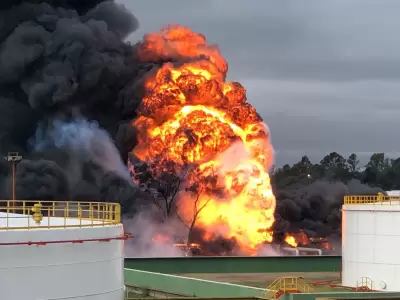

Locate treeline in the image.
[272,152,399,191]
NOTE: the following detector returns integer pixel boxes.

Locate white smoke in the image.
[33,119,131,181]
[257,243,282,256]
[123,209,187,257]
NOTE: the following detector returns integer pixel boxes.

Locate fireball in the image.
[132,25,276,254]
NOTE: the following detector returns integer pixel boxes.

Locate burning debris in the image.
[281,232,337,255]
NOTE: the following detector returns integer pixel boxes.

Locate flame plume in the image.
[284,235,298,248]
[132,25,276,254]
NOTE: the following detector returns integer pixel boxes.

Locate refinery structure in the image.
[1,1,399,299]
[2,194,400,300]
[123,193,400,299]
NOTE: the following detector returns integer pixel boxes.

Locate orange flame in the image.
[321,242,330,250]
[284,235,298,247]
[132,25,276,254]
[297,231,309,245]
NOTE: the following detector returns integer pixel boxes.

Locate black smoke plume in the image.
[0,0,151,212]
[273,179,385,247]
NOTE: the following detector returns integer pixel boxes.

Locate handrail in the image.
[0,200,121,230]
[355,277,375,291]
[344,194,400,205]
[266,276,314,299]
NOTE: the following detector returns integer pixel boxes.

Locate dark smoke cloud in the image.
[0,1,108,13]
[0,0,146,209]
[273,179,385,240]
[13,159,68,200]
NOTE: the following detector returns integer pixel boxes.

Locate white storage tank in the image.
[386,190,400,197]
[342,194,400,291]
[0,201,126,300]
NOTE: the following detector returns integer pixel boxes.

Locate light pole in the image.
[4,152,22,212]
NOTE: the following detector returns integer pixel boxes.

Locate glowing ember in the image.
[284,235,298,247]
[174,243,201,248]
[296,231,309,245]
[152,234,170,244]
[132,25,276,254]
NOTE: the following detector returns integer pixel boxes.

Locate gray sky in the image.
[118,0,400,166]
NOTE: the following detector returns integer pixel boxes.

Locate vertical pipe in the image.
[11,162,15,212]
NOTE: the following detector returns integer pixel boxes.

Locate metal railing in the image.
[344,193,400,205]
[266,276,314,299]
[355,276,375,291]
[0,200,121,230]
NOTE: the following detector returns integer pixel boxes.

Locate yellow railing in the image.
[0,200,121,230]
[344,193,400,205]
[266,276,314,298]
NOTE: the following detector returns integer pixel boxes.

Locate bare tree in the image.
[176,166,222,253]
[177,184,209,253]
[131,159,188,221]
[132,158,222,254]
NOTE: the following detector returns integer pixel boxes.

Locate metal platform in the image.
[0,200,120,230]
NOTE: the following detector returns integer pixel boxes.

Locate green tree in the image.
[363,153,392,188]
[347,153,359,173]
[272,151,400,191]
[365,153,390,172]
[320,152,351,181]
[320,152,347,170]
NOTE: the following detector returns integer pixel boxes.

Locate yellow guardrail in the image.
[266,276,314,298]
[0,200,121,230]
[344,193,400,205]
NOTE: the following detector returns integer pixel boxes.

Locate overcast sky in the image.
[118,0,400,166]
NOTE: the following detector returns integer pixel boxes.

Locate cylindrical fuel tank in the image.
[342,195,400,291]
[0,201,125,300]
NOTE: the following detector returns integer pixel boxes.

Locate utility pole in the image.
[4,152,22,212]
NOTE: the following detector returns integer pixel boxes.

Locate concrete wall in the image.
[124,256,341,273]
[0,224,124,300]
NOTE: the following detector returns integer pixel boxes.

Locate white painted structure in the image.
[0,212,125,300]
[386,190,400,196]
[342,200,400,291]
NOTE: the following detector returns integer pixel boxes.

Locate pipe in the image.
[297,247,323,256]
[11,162,15,211]
[0,233,133,246]
[311,279,339,286]
[281,247,299,256]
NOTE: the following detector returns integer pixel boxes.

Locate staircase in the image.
[265,276,314,299]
